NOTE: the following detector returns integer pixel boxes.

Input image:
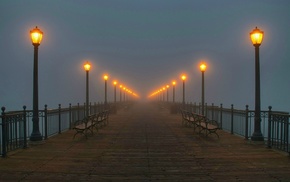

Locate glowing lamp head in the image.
[181,75,186,81]
[104,75,108,81]
[113,81,117,85]
[84,62,91,71]
[166,85,169,88]
[120,85,123,88]
[200,63,207,72]
[172,81,176,85]
[30,26,43,45]
[250,27,264,46]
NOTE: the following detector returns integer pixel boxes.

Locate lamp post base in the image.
[30,132,42,141]
[251,132,264,141]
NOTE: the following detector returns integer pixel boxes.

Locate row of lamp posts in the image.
[150,27,264,141]
[29,26,264,141]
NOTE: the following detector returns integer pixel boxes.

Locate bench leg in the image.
[73,130,88,139]
[206,130,219,138]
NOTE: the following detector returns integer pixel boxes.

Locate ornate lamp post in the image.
[123,87,126,101]
[162,87,165,102]
[172,81,176,103]
[113,81,117,103]
[30,26,43,141]
[119,85,123,102]
[181,75,186,108]
[84,62,91,117]
[104,75,108,105]
[166,85,169,102]
[250,27,264,141]
[200,63,207,115]
[113,81,117,113]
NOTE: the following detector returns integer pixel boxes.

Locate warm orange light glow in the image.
[104,75,108,80]
[166,85,169,88]
[163,87,165,90]
[113,81,117,85]
[84,62,91,71]
[172,81,176,85]
[181,75,186,81]
[30,26,43,45]
[200,63,207,72]
[120,85,123,88]
[250,27,264,46]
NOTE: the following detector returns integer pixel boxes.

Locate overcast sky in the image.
[1,0,289,112]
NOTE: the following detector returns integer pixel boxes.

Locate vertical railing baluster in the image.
[23,106,27,148]
[83,102,86,118]
[69,103,72,129]
[231,104,234,134]
[245,105,249,140]
[220,104,223,129]
[44,105,48,140]
[267,106,272,148]
[58,104,61,134]
[212,103,214,120]
[1,107,6,157]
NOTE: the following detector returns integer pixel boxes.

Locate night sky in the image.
[1,0,290,112]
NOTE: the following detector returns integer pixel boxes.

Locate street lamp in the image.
[104,75,108,106]
[84,62,91,117]
[30,26,43,141]
[113,81,117,103]
[250,27,264,141]
[172,81,176,103]
[166,85,169,102]
[119,85,123,102]
[181,75,186,108]
[162,87,165,102]
[123,87,126,101]
[200,63,207,115]
[113,81,117,114]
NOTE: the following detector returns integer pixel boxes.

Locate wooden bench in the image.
[72,110,110,139]
[72,115,95,139]
[180,109,200,129]
[180,109,221,138]
[195,114,221,138]
[92,110,110,130]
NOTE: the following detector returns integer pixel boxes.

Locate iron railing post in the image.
[211,103,214,120]
[69,103,72,129]
[267,106,272,148]
[23,106,27,148]
[1,107,6,157]
[220,104,223,129]
[44,105,48,140]
[89,102,92,115]
[231,104,234,134]
[245,105,249,140]
[83,102,86,117]
[58,104,61,134]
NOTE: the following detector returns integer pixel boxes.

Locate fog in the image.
[1,0,289,112]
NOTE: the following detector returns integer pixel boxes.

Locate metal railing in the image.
[170,102,289,154]
[0,102,110,157]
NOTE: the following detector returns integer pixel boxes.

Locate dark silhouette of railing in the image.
[0,102,111,157]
